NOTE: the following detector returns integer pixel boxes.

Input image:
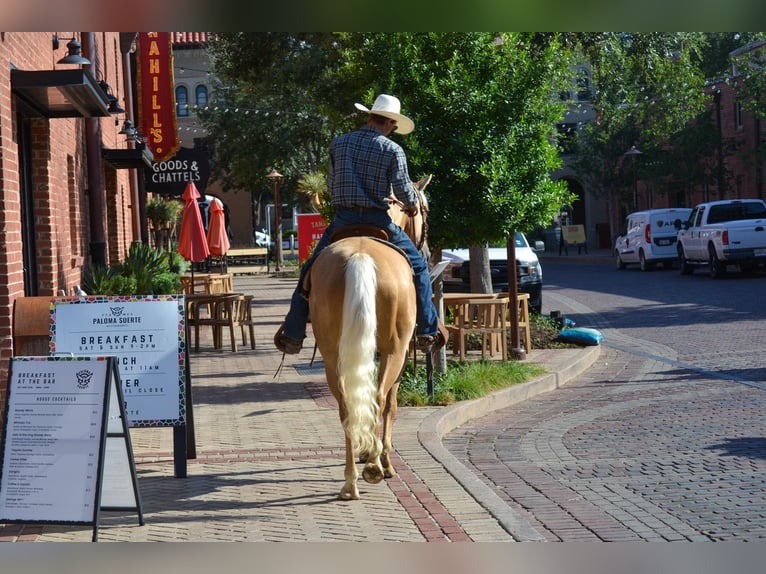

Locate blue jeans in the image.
[282,208,439,340]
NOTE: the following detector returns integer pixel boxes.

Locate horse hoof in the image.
[362,464,384,484]
[339,485,360,500]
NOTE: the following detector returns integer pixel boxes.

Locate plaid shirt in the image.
[328,124,418,211]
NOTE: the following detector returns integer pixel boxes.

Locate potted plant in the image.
[146,196,183,251]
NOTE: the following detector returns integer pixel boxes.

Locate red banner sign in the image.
[137,32,179,162]
[297,214,328,264]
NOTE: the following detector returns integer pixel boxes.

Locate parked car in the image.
[614,208,692,271]
[254,230,272,248]
[441,232,543,314]
[676,199,766,277]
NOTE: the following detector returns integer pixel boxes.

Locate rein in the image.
[390,189,428,252]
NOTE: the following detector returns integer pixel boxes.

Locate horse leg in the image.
[324,361,361,500]
[379,382,398,478]
[335,397,361,500]
[378,350,407,478]
[340,431,361,500]
[360,384,385,484]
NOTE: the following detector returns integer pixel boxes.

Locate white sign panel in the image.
[0,357,110,523]
[51,296,185,427]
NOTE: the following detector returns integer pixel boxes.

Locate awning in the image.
[11,68,110,118]
[102,145,155,170]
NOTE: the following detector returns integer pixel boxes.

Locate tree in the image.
[339,32,576,291]
[198,33,351,214]
[570,33,710,238]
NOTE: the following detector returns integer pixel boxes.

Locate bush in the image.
[81,242,184,296]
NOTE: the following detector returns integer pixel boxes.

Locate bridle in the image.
[389,187,428,253]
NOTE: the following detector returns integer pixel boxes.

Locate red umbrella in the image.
[178,182,210,263]
[206,197,230,256]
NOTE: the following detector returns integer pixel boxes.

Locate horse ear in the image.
[414,174,432,191]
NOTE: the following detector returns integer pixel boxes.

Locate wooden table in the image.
[180,273,233,295]
[185,292,244,351]
[441,292,531,356]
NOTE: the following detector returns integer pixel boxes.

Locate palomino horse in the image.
[305,175,432,500]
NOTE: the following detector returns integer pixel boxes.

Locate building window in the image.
[176,85,189,117]
[735,101,743,130]
[195,85,208,108]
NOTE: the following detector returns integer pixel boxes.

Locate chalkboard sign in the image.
[0,356,142,541]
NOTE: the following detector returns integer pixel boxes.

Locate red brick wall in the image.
[0,32,136,435]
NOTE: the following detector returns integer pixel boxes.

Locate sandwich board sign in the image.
[50,295,185,427]
[0,356,143,541]
[49,295,193,477]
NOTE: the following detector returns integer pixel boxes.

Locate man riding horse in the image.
[275,93,446,355]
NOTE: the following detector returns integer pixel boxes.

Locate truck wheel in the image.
[678,246,693,275]
[639,250,651,272]
[709,245,726,278]
[615,251,626,270]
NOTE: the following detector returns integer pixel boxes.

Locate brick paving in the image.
[0,272,596,543]
[443,284,766,542]
[7,257,761,544]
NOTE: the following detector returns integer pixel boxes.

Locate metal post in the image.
[267,169,284,271]
[624,146,643,212]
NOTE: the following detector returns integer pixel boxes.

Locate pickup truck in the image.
[676,199,766,277]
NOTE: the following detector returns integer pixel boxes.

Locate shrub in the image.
[82,242,184,296]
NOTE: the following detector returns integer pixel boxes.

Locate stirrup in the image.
[274,324,303,355]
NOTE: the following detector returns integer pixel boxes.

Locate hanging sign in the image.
[137,32,179,162]
[144,146,210,196]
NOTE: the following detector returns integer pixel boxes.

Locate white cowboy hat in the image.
[354,94,415,135]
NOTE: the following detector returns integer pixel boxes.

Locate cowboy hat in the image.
[354,94,415,135]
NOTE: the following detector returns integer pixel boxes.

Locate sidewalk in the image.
[0,273,599,543]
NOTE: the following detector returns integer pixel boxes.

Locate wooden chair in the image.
[497,292,532,355]
[445,296,509,361]
[212,293,252,352]
[13,296,79,356]
[237,294,256,350]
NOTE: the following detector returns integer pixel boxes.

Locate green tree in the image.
[199,33,350,209]
[571,33,710,239]
[339,32,576,290]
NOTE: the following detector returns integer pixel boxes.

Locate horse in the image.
[305,175,432,500]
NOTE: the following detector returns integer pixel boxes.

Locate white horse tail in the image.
[337,253,381,458]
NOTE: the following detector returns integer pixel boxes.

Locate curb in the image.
[417,344,602,540]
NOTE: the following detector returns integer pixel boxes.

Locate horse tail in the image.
[337,252,381,458]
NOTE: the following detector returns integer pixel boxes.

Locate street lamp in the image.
[624,145,643,211]
[267,169,284,271]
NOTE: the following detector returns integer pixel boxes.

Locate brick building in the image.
[0,33,146,420]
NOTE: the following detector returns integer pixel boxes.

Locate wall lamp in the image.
[119,119,144,144]
[98,80,125,114]
[53,34,91,66]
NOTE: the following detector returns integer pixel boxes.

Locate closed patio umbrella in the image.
[206,197,230,257]
[178,182,210,274]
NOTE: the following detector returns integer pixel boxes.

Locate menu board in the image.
[51,296,185,427]
[0,356,112,524]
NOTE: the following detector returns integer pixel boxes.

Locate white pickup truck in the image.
[677,198,766,277]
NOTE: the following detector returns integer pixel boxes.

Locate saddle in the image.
[302,226,411,302]
[330,224,388,243]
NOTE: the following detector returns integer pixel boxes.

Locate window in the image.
[195,85,208,107]
[176,85,188,117]
[735,101,743,130]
